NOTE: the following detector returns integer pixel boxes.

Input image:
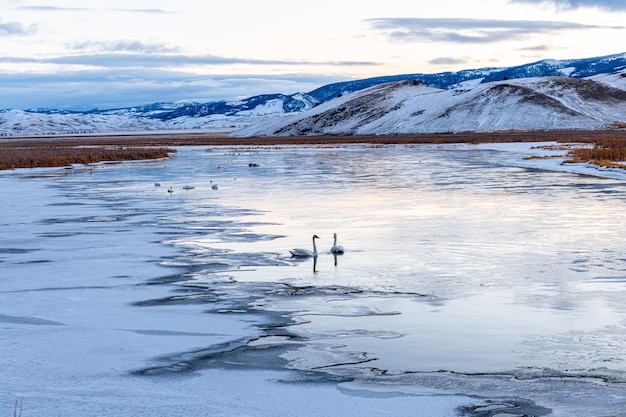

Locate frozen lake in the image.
[2,143,626,416]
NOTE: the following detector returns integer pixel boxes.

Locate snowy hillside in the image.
[0,107,280,137]
[232,72,626,137]
[1,52,625,137]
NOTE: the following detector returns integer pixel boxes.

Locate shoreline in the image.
[2,129,626,147]
[2,129,626,170]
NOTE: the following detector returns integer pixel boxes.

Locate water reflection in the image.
[288,251,319,273]
[332,252,342,267]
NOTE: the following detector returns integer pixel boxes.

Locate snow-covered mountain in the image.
[1,52,625,136]
[234,72,626,136]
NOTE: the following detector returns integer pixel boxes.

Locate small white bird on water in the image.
[290,235,320,257]
[330,233,344,254]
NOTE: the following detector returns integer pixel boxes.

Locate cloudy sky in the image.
[1,0,625,110]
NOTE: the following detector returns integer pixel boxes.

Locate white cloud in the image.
[366,17,623,44]
[0,52,379,70]
[430,57,470,65]
[0,69,349,110]
[68,40,182,54]
[0,18,36,36]
[17,5,173,13]
[509,0,626,11]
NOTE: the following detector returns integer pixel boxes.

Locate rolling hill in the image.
[233,72,626,136]
[1,52,625,137]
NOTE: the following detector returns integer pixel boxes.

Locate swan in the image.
[330,233,344,254]
[290,235,319,257]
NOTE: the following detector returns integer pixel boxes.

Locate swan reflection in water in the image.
[333,252,340,267]
[289,252,319,272]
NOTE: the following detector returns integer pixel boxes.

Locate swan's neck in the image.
[312,237,318,255]
[333,235,337,246]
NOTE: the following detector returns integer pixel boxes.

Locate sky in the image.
[1,0,625,110]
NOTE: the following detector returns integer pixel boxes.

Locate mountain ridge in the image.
[232,73,626,137]
[1,52,625,136]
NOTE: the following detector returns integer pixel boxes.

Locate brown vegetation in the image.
[0,146,175,170]
[523,155,560,160]
[3,129,626,170]
[3,129,626,147]
[565,138,626,169]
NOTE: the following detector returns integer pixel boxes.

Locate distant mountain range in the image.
[1,52,625,137]
[233,72,626,136]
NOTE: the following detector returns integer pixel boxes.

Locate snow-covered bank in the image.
[474,141,626,180]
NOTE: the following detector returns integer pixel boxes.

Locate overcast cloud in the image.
[16,5,172,13]
[0,70,347,110]
[0,0,624,110]
[0,18,35,36]
[0,52,378,70]
[509,0,626,10]
[367,18,622,43]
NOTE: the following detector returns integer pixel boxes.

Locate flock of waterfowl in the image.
[154,156,342,263]
[153,155,260,194]
[155,182,218,193]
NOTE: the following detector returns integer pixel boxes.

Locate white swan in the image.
[330,233,344,254]
[290,235,319,257]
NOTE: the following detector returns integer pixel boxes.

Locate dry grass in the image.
[0,146,175,170]
[3,129,626,170]
[531,144,577,151]
[523,155,560,160]
[524,143,575,160]
[3,129,626,147]
[565,138,626,169]
[13,399,22,417]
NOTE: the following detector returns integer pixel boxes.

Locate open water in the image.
[3,143,626,416]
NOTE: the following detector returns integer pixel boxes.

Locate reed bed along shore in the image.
[2,129,626,170]
[566,138,626,169]
[0,146,175,170]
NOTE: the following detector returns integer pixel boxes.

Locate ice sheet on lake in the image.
[3,143,626,416]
